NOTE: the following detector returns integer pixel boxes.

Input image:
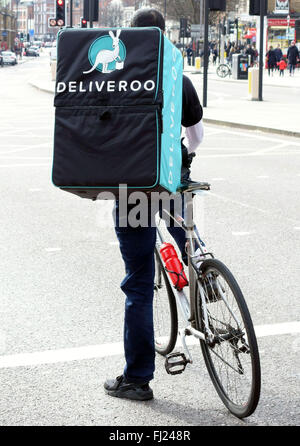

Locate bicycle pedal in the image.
[165,352,189,376]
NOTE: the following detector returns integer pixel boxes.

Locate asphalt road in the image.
[0,55,299,426]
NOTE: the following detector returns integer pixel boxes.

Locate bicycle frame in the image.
[155,189,215,363]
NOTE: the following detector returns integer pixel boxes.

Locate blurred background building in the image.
[1,1,299,49]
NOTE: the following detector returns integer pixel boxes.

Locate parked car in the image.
[1,51,17,65]
[0,52,4,67]
[25,46,40,57]
[32,40,42,48]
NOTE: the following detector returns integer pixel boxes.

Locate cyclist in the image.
[104,8,204,401]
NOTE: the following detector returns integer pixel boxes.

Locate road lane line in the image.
[0,157,51,160]
[45,248,62,252]
[232,231,252,236]
[209,192,300,224]
[0,143,51,155]
[199,152,300,159]
[252,142,290,155]
[0,164,50,167]
[0,321,299,369]
[202,125,300,147]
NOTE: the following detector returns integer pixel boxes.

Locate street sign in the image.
[191,25,201,39]
[2,31,7,36]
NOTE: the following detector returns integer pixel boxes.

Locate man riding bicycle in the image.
[104,8,204,401]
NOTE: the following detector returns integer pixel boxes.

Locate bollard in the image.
[195,57,201,70]
[248,67,259,100]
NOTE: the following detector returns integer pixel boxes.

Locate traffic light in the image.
[180,18,191,38]
[49,18,57,27]
[180,18,187,38]
[249,0,267,16]
[83,0,99,22]
[186,24,191,38]
[209,0,226,11]
[227,20,235,34]
[56,0,66,27]
[81,17,87,28]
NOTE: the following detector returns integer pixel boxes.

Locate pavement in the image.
[183,63,300,137]
[28,52,300,138]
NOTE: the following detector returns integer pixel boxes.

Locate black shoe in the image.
[104,375,153,401]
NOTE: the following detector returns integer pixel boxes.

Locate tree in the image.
[107,0,124,27]
[147,0,200,24]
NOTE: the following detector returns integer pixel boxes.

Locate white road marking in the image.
[232,231,252,236]
[257,175,269,179]
[0,321,298,369]
[201,147,256,151]
[252,142,289,155]
[205,126,300,147]
[0,143,51,155]
[211,177,225,181]
[0,164,50,167]
[199,151,300,159]
[209,192,300,224]
[45,248,61,252]
[254,321,300,338]
[109,242,119,246]
[0,157,51,160]
[29,188,43,192]
[294,227,300,231]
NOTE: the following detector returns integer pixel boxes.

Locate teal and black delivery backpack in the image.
[52,27,183,199]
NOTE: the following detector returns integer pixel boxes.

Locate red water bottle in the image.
[160,243,188,291]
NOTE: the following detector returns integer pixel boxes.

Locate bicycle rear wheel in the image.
[195,259,261,418]
[153,248,178,356]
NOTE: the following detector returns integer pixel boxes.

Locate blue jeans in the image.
[114,199,187,383]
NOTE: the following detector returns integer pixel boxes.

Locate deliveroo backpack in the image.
[52,27,183,199]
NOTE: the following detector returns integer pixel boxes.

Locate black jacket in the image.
[287,46,299,65]
[274,47,283,62]
[266,50,277,67]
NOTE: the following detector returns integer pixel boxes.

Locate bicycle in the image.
[216,63,232,78]
[154,182,261,419]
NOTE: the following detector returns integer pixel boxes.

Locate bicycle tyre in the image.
[153,247,178,356]
[217,64,229,78]
[195,259,261,418]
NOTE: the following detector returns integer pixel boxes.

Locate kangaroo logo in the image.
[83,29,126,75]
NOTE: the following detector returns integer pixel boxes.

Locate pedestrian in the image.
[252,45,258,64]
[266,46,276,76]
[228,46,236,65]
[279,57,287,76]
[104,8,204,401]
[245,44,255,66]
[212,47,218,65]
[287,41,299,76]
[274,44,283,70]
[186,45,193,66]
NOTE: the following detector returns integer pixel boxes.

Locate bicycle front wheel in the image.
[195,259,261,418]
[153,248,178,356]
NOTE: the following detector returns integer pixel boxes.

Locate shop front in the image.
[267,17,296,55]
